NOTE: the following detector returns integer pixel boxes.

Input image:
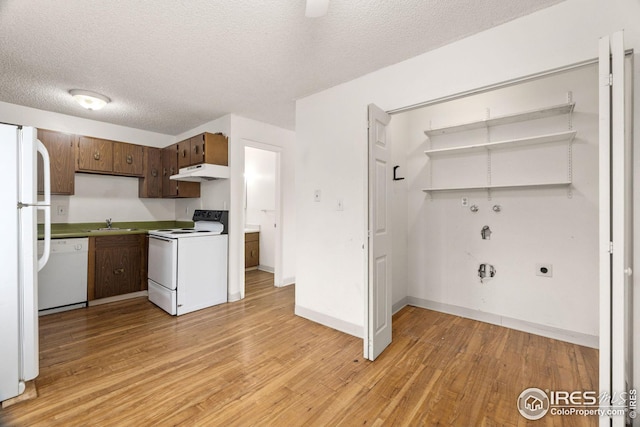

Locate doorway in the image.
[243,145,282,290]
[368,63,601,356]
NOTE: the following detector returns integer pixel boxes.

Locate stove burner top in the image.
[148,210,227,239]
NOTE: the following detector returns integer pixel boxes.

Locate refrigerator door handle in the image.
[36,139,51,271]
[37,139,50,206]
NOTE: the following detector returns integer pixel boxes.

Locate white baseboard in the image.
[228,291,242,302]
[89,290,148,306]
[258,265,275,273]
[392,297,409,315]
[281,276,296,287]
[295,304,363,338]
[406,296,598,349]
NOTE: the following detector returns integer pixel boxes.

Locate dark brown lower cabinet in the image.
[245,232,260,269]
[88,235,148,300]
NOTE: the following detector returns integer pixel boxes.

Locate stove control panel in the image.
[193,210,228,233]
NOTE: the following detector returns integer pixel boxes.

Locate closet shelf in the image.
[422,181,572,193]
[424,102,575,136]
[423,130,576,157]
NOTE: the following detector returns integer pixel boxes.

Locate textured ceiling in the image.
[0,0,564,135]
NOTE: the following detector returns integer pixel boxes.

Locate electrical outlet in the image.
[337,198,344,211]
[536,263,553,277]
[314,190,321,202]
[461,197,469,207]
[56,205,66,216]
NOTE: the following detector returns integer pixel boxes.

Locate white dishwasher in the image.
[37,238,89,315]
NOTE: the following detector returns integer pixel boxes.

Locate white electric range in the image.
[147,210,228,316]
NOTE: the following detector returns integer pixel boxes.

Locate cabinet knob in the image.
[151,168,158,177]
[113,267,125,275]
[251,250,257,257]
[170,167,175,174]
[126,154,133,164]
[194,145,199,155]
[182,149,187,158]
[163,168,167,176]
[93,152,101,161]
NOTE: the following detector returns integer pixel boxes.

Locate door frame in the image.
[239,139,283,297]
[598,32,634,427]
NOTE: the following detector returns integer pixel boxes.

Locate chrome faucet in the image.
[105,218,112,229]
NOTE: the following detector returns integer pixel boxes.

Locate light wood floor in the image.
[1,270,598,426]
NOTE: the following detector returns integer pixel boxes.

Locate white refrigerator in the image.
[0,124,51,402]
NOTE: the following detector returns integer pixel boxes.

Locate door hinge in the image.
[609,241,614,254]
[601,73,614,87]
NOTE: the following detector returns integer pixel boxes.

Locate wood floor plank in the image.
[0,271,599,426]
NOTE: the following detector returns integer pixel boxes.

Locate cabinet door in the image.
[37,129,75,195]
[177,138,191,169]
[161,144,178,198]
[77,136,113,173]
[176,180,200,198]
[245,233,260,268]
[203,133,229,166]
[139,147,162,198]
[94,235,144,299]
[190,134,205,165]
[113,142,144,176]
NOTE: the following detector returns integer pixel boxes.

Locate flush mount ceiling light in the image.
[69,89,110,111]
[305,0,330,17]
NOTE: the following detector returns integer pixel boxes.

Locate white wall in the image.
[398,65,599,343]
[54,175,175,223]
[295,0,640,355]
[0,101,177,223]
[245,146,277,271]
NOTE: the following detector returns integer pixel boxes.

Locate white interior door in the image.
[598,31,633,427]
[367,104,392,361]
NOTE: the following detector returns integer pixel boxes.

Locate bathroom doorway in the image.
[244,146,280,285]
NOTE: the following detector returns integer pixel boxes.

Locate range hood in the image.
[170,163,230,182]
